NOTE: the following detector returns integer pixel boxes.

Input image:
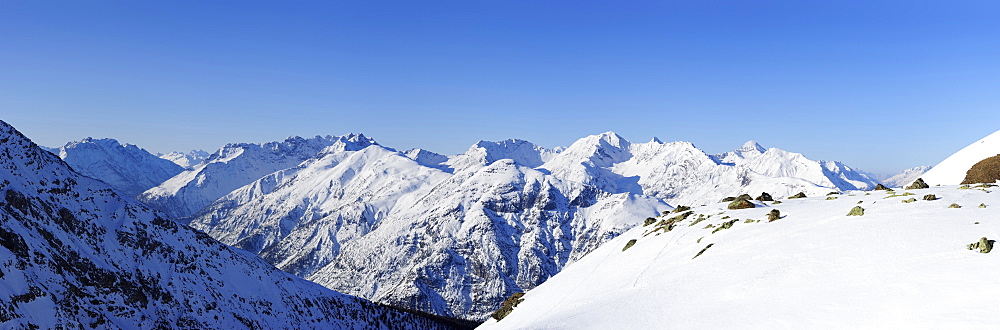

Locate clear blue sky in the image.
[2,1,998,175]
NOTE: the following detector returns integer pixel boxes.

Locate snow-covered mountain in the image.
[609,138,880,206]
[481,184,1000,328]
[55,137,184,197]
[159,149,210,169]
[881,165,933,188]
[182,132,878,321]
[140,134,375,219]
[0,120,455,329]
[187,137,667,320]
[922,130,1000,186]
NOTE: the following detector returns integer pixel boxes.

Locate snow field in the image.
[483,185,1000,329]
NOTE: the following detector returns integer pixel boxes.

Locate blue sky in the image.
[2,1,998,174]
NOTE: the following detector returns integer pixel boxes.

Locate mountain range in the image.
[83,131,880,321]
[9,118,997,327]
[0,120,457,329]
[482,128,1000,328]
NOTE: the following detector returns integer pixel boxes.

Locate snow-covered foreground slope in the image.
[159,149,210,169]
[56,137,184,197]
[481,185,1000,329]
[0,121,454,329]
[922,130,1000,186]
[140,134,375,219]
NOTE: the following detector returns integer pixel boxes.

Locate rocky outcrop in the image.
[961,154,1000,185]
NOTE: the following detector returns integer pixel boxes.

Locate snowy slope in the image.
[922,130,1000,186]
[481,185,1000,329]
[159,149,210,169]
[56,138,184,197]
[140,134,374,219]
[882,165,933,188]
[0,121,454,329]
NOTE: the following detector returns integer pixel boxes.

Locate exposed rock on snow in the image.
[906,178,930,190]
[961,154,1000,184]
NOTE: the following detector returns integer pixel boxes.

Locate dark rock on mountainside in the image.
[962,154,1000,185]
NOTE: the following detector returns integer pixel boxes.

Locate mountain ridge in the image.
[0,120,455,329]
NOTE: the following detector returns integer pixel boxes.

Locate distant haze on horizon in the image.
[3,1,998,175]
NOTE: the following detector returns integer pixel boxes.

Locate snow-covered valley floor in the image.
[482,185,1000,329]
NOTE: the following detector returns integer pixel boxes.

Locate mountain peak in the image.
[594,131,628,149]
[739,140,766,153]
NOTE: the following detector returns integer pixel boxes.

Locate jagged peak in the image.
[566,131,631,151]
[594,131,628,149]
[64,137,125,149]
[454,138,548,168]
[473,138,537,149]
[649,137,663,144]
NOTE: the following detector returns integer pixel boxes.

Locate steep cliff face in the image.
[0,121,452,329]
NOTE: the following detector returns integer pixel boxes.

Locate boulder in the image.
[622,239,638,252]
[906,178,929,190]
[727,200,755,210]
[847,206,865,216]
[755,192,773,201]
[788,192,807,199]
[491,292,526,321]
[968,237,994,253]
[873,183,890,191]
[767,209,781,222]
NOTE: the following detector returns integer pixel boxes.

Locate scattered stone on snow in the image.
[967,237,994,254]
[847,206,865,216]
[767,209,781,222]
